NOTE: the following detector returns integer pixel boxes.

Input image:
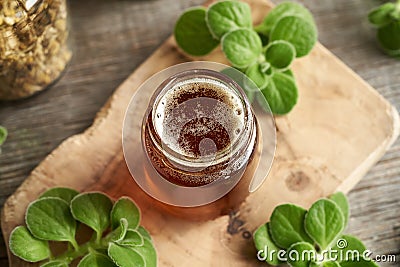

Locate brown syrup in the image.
[143,81,246,187]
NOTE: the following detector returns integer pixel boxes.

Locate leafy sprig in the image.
[253,192,380,266]
[9,187,157,267]
[368,0,400,58]
[174,1,318,115]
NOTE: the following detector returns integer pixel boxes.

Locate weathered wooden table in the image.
[0,0,399,266]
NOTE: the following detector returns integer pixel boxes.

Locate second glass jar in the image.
[0,0,72,100]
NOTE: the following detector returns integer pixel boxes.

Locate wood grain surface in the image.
[0,0,399,266]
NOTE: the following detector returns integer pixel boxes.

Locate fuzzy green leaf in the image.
[26,197,76,243]
[305,199,345,250]
[265,40,296,70]
[220,67,257,103]
[283,68,295,79]
[332,234,367,263]
[322,261,341,267]
[0,126,7,146]
[270,15,317,57]
[174,7,219,56]
[9,226,51,262]
[269,204,312,249]
[377,21,400,54]
[222,28,262,68]
[206,0,252,39]
[137,226,152,242]
[245,63,270,90]
[329,192,349,227]
[287,242,316,267]
[108,243,145,267]
[131,237,157,267]
[39,187,79,204]
[78,253,116,267]
[118,229,144,247]
[255,1,315,36]
[253,223,282,265]
[340,259,380,267]
[40,261,68,267]
[260,71,298,115]
[381,47,400,58]
[70,192,113,237]
[112,218,129,242]
[111,197,140,230]
[258,32,269,46]
[368,3,395,27]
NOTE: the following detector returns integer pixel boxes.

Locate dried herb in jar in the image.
[0,0,72,100]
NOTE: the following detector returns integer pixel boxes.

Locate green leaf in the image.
[257,32,269,46]
[313,263,341,267]
[255,1,315,36]
[283,69,295,79]
[270,15,317,57]
[206,0,252,39]
[305,199,345,250]
[392,6,400,20]
[118,229,144,247]
[253,223,282,265]
[260,71,298,115]
[108,243,145,267]
[220,67,257,103]
[70,192,113,238]
[9,226,51,262]
[340,259,380,267]
[332,235,367,263]
[287,242,316,267]
[265,40,296,70]
[368,3,395,27]
[322,261,341,267]
[40,261,68,267]
[381,47,400,58]
[244,88,256,104]
[222,28,262,68]
[174,7,219,56]
[39,187,79,204]
[131,237,157,267]
[256,88,271,112]
[269,204,312,249]
[78,253,116,267]
[112,218,129,242]
[377,21,400,53]
[111,197,140,230]
[0,126,7,146]
[245,62,270,90]
[137,226,152,242]
[329,192,349,227]
[26,197,76,243]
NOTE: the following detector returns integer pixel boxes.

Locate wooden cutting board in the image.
[2,0,399,266]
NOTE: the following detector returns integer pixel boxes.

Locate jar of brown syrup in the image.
[123,62,275,221]
[141,69,260,220]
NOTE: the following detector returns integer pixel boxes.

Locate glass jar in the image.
[0,0,72,100]
[123,62,276,221]
[142,69,259,219]
[143,69,258,186]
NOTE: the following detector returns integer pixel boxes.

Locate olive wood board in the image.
[2,0,399,266]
